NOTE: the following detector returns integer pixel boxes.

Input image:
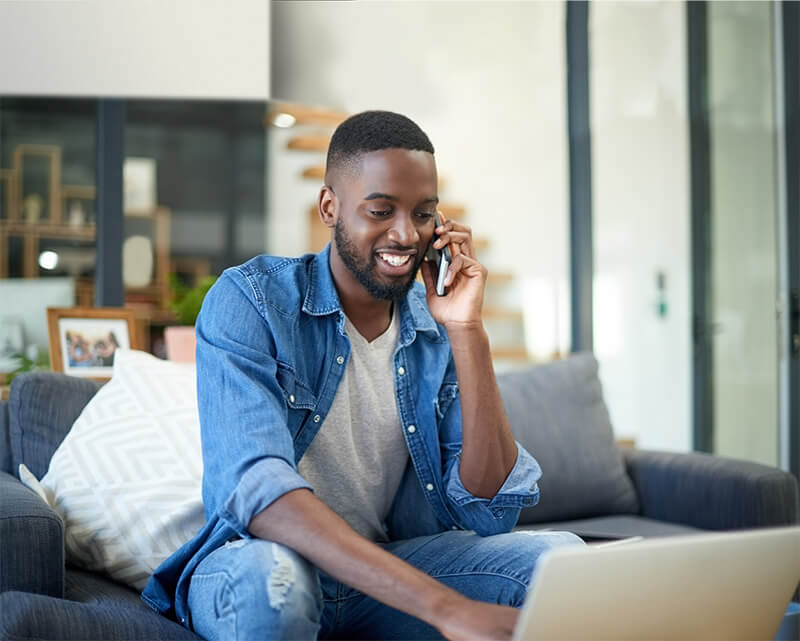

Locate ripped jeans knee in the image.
[188,538,323,641]
[267,542,297,610]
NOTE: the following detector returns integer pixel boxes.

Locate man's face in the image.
[329,149,439,301]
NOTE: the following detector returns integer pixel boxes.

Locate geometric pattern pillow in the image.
[18,349,204,590]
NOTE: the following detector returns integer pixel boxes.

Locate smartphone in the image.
[425,212,452,296]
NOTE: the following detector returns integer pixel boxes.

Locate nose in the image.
[387,212,420,247]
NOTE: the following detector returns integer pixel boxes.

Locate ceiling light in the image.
[272,113,297,128]
[39,250,59,270]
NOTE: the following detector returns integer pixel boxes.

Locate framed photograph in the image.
[123,157,157,212]
[47,307,142,380]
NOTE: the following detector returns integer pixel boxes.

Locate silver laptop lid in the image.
[513,526,800,641]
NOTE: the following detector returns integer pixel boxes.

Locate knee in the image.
[522,530,584,549]
[495,530,584,585]
[512,530,584,572]
[513,529,584,583]
[189,539,322,640]
[263,542,320,618]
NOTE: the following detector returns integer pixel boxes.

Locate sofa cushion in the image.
[0,582,201,641]
[497,353,639,524]
[9,372,101,479]
[20,349,205,591]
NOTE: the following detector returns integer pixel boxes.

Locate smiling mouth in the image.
[377,252,412,267]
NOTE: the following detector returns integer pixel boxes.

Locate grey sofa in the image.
[1,353,797,640]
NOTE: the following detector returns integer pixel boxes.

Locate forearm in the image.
[248,488,465,630]
[447,323,518,498]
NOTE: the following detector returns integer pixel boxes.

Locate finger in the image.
[436,215,474,258]
[445,253,485,287]
[445,253,465,286]
[434,230,474,258]
[436,216,471,235]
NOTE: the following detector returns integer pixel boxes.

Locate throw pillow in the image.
[18,349,204,590]
[497,353,640,524]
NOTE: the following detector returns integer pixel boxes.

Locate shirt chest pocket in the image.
[275,363,318,432]
[434,383,459,421]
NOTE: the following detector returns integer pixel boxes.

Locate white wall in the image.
[590,2,692,450]
[270,0,570,362]
[0,0,269,99]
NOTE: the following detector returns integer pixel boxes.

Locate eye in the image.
[369,209,392,217]
[415,211,435,220]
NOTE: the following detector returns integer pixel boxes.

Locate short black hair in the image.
[325,110,434,182]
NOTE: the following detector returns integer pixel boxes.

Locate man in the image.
[142,111,581,640]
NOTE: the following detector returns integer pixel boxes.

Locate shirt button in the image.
[289,394,295,403]
[313,414,321,423]
[426,483,434,491]
[336,355,345,365]
[397,366,405,375]
[407,425,416,434]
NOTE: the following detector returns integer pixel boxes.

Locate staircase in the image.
[266,103,531,369]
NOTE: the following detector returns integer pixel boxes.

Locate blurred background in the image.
[0,0,795,477]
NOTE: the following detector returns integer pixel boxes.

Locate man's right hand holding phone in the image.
[421,211,488,331]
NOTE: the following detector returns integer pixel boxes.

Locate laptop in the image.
[513,526,800,641]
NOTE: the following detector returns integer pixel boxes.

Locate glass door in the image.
[706,1,781,466]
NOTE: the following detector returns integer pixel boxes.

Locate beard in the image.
[334,217,424,301]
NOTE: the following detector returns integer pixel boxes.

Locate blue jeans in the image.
[186,530,583,640]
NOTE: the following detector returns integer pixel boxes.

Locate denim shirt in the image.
[141,245,542,625]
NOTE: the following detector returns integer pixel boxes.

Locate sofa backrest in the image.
[6,357,637,526]
[7,372,101,480]
[497,353,640,524]
[0,400,11,475]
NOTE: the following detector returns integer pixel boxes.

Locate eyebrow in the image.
[364,192,439,204]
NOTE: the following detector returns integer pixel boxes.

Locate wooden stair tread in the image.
[483,306,523,321]
[487,271,513,284]
[490,347,530,361]
[288,135,331,152]
[267,103,349,127]
[437,204,466,219]
[302,166,326,180]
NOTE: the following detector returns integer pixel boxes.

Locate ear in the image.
[318,186,337,229]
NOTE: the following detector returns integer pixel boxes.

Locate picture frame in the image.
[123,157,157,212]
[47,307,142,380]
[0,168,19,221]
[13,144,63,224]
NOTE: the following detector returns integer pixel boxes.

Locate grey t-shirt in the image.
[297,310,410,542]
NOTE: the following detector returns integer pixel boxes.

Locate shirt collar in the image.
[302,244,442,341]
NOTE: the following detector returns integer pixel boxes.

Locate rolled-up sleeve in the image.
[445,443,541,535]
[196,269,312,539]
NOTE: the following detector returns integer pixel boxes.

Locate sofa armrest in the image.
[623,449,799,530]
[0,469,64,597]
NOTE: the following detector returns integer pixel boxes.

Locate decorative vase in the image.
[163,326,196,363]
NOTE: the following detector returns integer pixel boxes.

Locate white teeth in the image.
[378,253,410,266]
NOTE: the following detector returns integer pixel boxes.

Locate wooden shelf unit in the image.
[0,207,172,311]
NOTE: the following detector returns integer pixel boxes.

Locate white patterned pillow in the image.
[19,349,205,590]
